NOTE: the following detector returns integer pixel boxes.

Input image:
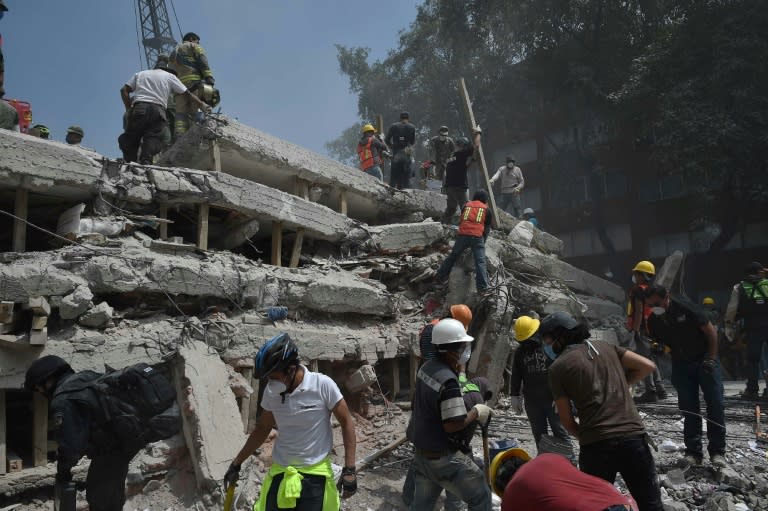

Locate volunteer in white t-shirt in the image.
[225,333,358,510]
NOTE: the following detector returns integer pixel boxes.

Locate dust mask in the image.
[507,163,515,169]
[459,344,472,366]
[267,379,287,394]
[543,344,557,361]
[631,275,637,284]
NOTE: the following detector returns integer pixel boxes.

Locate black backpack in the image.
[93,363,182,454]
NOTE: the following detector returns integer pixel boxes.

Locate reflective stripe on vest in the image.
[626,282,652,330]
[357,137,380,171]
[458,201,488,237]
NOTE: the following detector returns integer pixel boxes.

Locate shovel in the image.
[481,417,491,486]
[223,483,236,511]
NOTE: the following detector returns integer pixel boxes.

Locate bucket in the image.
[489,438,519,462]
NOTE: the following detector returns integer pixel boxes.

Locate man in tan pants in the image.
[170,31,215,138]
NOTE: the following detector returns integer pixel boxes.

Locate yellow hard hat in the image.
[632,260,656,275]
[514,316,540,342]
[361,124,375,133]
[702,297,715,306]
[489,448,531,497]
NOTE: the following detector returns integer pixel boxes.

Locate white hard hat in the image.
[432,318,474,345]
[523,208,534,216]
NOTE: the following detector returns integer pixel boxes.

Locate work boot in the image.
[710,454,727,469]
[682,453,703,467]
[656,386,668,401]
[741,387,760,400]
[634,391,658,404]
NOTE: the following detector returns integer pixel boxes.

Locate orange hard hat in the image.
[450,304,472,330]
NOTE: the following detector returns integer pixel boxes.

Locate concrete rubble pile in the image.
[0,125,631,509]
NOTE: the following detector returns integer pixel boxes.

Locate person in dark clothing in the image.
[384,111,416,189]
[435,189,492,293]
[418,304,473,362]
[544,312,663,511]
[645,284,727,468]
[509,315,572,451]
[442,129,482,223]
[24,356,142,511]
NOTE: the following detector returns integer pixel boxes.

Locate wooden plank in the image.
[29,327,47,346]
[0,302,14,324]
[289,229,305,268]
[210,140,222,172]
[197,204,209,250]
[310,360,319,372]
[159,206,168,240]
[271,221,283,267]
[338,190,348,216]
[0,390,6,475]
[33,393,48,467]
[6,450,22,473]
[13,188,29,252]
[239,367,253,433]
[27,296,50,317]
[31,316,48,331]
[458,77,500,228]
[247,376,260,433]
[392,358,401,400]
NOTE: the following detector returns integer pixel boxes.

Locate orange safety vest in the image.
[458,200,488,237]
[357,136,382,171]
[626,282,653,330]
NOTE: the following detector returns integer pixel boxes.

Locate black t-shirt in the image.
[647,296,710,362]
[385,121,416,152]
[444,147,474,188]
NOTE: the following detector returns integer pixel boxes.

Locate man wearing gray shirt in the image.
[489,155,525,217]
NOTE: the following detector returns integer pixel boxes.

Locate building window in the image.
[649,232,691,258]
[605,224,632,251]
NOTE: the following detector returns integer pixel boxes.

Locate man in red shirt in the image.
[498,452,636,511]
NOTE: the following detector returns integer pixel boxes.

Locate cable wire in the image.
[133,0,145,69]
[169,0,183,41]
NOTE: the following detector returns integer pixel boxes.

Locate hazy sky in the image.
[1,1,419,157]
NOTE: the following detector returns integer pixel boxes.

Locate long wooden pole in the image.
[459,78,500,228]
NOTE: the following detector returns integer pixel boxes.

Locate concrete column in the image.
[289,229,305,268]
[271,221,283,267]
[338,190,348,216]
[209,140,222,172]
[159,206,168,240]
[197,204,209,250]
[13,188,29,252]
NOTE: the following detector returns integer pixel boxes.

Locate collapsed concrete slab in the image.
[160,117,447,224]
[655,250,684,290]
[362,222,445,254]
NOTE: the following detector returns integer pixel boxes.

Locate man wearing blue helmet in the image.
[224,333,358,510]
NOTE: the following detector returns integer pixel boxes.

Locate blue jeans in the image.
[364,165,384,181]
[436,235,489,292]
[525,398,571,447]
[402,459,466,511]
[670,358,726,457]
[579,435,662,511]
[409,450,491,511]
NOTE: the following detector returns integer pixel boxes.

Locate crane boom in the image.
[136,0,178,69]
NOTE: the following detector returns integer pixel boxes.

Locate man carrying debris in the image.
[170,32,215,138]
[385,111,416,189]
[225,333,358,510]
[509,315,572,452]
[435,189,492,294]
[724,261,768,400]
[543,312,663,511]
[626,260,667,403]
[429,125,455,183]
[409,318,493,511]
[118,63,210,164]
[489,155,524,217]
[442,128,482,223]
[357,123,388,181]
[645,284,727,468]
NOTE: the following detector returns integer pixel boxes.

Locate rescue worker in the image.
[418,304,473,363]
[626,260,667,403]
[429,125,455,182]
[435,189,492,294]
[409,318,493,511]
[442,128,482,223]
[489,155,524,217]
[384,111,416,189]
[544,312,663,511]
[118,63,210,164]
[724,261,768,400]
[224,333,358,509]
[521,208,538,228]
[493,450,638,511]
[28,124,50,139]
[24,356,144,511]
[357,123,388,181]
[169,32,215,138]
[645,284,727,468]
[65,126,84,145]
[509,315,572,452]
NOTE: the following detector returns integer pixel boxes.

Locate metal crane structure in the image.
[135,0,179,70]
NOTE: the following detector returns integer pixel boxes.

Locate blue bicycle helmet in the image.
[254,333,299,379]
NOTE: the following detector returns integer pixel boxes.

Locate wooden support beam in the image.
[459,77,500,228]
[197,204,209,250]
[0,302,14,324]
[239,367,253,433]
[33,393,48,467]
[310,360,319,372]
[13,188,29,252]
[209,140,222,172]
[271,221,283,267]
[289,229,305,268]
[338,190,348,216]
[159,206,168,240]
[0,390,6,475]
[247,376,260,433]
[409,352,418,400]
[293,177,309,200]
[392,358,401,400]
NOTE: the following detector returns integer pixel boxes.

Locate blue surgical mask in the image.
[543,343,557,361]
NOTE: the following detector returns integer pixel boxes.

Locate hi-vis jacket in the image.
[170,41,214,86]
[458,200,490,238]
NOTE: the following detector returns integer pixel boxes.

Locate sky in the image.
[0,1,420,157]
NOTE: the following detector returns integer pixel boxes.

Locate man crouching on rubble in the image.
[409,318,493,511]
[224,333,357,510]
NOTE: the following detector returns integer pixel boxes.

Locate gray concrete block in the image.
[365,222,444,254]
[77,301,113,329]
[578,294,624,320]
[346,364,377,392]
[59,285,94,320]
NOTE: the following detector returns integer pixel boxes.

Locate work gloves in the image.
[509,395,523,415]
[224,462,241,488]
[337,466,358,498]
[701,358,718,376]
[473,403,493,425]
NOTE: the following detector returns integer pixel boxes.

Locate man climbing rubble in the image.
[645,284,727,469]
[435,189,492,294]
[357,123,388,181]
[543,312,663,511]
[429,125,455,183]
[170,32,215,138]
[626,260,667,403]
[408,318,493,511]
[225,333,358,510]
[442,128,482,224]
[385,111,416,189]
[118,63,210,164]
[489,155,524,217]
[724,261,768,400]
